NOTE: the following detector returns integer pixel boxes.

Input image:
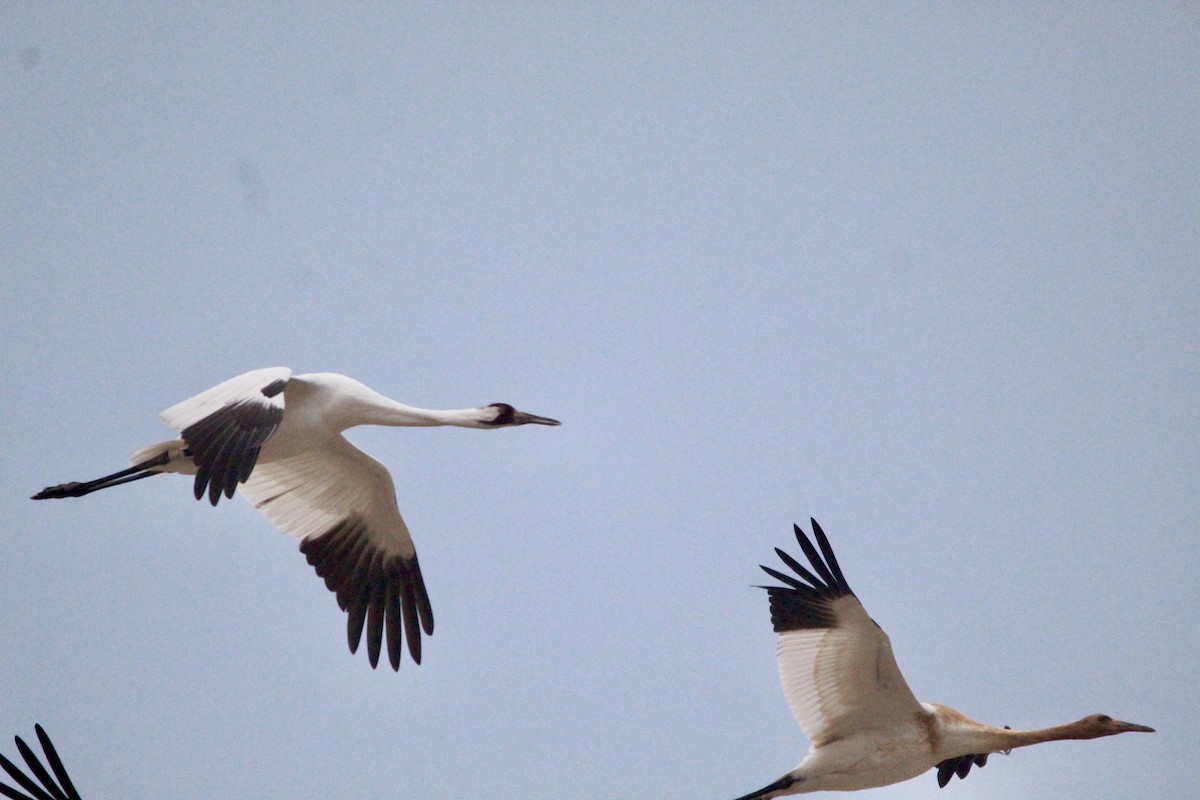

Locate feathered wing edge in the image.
[725,520,853,800]
[299,516,435,670]
[177,377,289,506]
[758,518,854,633]
[720,522,844,800]
[0,725,81,800]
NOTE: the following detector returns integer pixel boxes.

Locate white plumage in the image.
[33,368,559,671]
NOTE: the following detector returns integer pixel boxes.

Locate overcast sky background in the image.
[1,5,1195,799]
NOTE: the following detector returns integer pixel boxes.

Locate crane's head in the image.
[1074,714,1155,738]
[482,403,561,427]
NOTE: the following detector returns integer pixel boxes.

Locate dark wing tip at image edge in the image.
[758,519,852,597]
[0,725,81,800]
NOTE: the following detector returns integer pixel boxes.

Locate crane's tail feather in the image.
[31,452,171,500]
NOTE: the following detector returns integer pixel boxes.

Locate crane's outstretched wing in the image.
[0,725,81,800]
[760,519,923,749]
[239,436,433,670]
[159,367,292,505]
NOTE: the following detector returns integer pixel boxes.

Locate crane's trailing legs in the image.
[32,451,172,500]
[732,775,801,800]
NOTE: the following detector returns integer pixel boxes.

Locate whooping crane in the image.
[731,519,1154,798]
[0,725,80,800]
[31,368,560,671]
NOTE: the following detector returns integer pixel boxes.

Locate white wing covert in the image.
[761,520,923,747]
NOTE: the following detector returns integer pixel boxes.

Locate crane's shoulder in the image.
[160,367,293,429]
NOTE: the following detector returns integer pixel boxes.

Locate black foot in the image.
[31,483,85,500]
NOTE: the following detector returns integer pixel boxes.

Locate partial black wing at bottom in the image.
[0,725,82,800]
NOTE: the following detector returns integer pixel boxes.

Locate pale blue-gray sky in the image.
[1,5,1195,799]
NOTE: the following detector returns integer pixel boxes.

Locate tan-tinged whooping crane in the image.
[32,368,560,671]
[732,519,1154,798]
[0,725,80,800]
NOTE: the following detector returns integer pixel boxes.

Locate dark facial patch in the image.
[485,403,516,426]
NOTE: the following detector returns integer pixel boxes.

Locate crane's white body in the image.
[135,369,462,554]
[35,368,559,671]
[733,521,1153,798]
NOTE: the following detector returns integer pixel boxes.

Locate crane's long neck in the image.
[345,393,487,428]
[939,717,1119,762]
[987,720,1101,749]
[292,375,495,430]
[932,705,1116,760]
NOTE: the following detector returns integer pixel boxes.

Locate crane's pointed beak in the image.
[1115,720,1155,733]
[512,410,561,426]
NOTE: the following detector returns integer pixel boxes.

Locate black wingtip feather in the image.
[759,520,855,633]
[32,727,77,800]
[366,599,384,668]
[181,395,284,507]
[809,518,851,594]
[792,523,839,590]
[0,726,79,800]
[12,739,59,800]
[774,546,827,591]
[399,572,421,666]
[192,470,208,502]
[385,580,404,671]
[758,564,807,591]
[412,558,435,636]
[0,751,45,800]
[299,517,432,670]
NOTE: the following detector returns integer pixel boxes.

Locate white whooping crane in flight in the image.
[32,368,560,671]
[0,725,80,800]
[731,519,1154,798]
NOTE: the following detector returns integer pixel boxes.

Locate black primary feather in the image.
[0,725,81,800]
[759,519,855,633]
[299,516,434,671]
[181,390,285,506]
